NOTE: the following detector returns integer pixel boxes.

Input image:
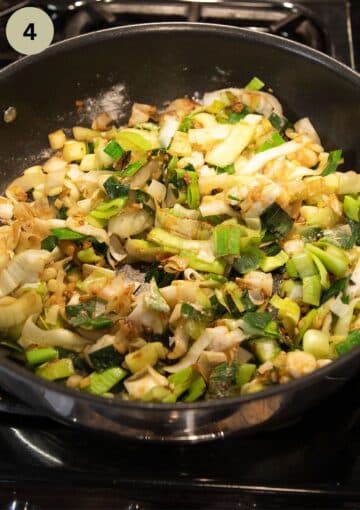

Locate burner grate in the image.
[0,0,354,69]
[59,1,328,53]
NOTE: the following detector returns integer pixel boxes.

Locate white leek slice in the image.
[108,209,153,239]
[239,140,301,175]
[66,218,109,245]
[0,291,42,329]
[0,250,51,298]
[192,112,217,127]
[128,295,167,334]
[124,366,168,399]
[168,132,192,157]
[164,329,211,373]
[188,124,231,150]
[206,326,245,351]
[19,315,89,351]
[294,117,321,144]
[199,198,237,217]
[168,325,189,360]
[145,179,166,203]
[330,295,349,317]
[198,173,239,195]
[205,122,255,167]
[243,114,263,125]
[43,156,67,173]
[159,115,180,148]
[178,151,204,170]
[338,171,360,194]
[334,299,359,336]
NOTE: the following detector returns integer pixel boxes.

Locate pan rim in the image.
[1,22,360,84]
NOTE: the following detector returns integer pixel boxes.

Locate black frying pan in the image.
[0,23,360,442]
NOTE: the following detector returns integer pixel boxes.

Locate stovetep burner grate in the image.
[61,1,329,53]
[0,0,340,69]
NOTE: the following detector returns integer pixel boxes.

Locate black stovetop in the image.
[0,1,360,509]
[1,374,360,509]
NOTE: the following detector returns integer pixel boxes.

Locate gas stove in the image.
[0,1,360,509]
[0,0,357,69]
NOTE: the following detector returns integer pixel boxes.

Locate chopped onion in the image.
[242,271,273,297]
[0,250,51,298]
[188,124,231,150]
[98,274,131,302]
[66,218,109,244]
[171,204,200,220]
[243,91,283,117]
[108,234,127,264]
[206,326,245,351]
[164,329,211,373]
[168,325,189,360]
[197,351,227,380]
[128,295,167,334]
[108,209,153,239]
[45,169,66,193]
[294,117,321,144]
[42,156,67,173]
[160,281,209,309]
[330,294,349,317]
[0,291,42,329]
[124,366,168,399]
[334,299,359,336]
[146,179,166,203]
[199,198,237,217]
[177,151,204,170]
[20,315,89,351]
[163,255,188,273]
[242,182,282,218]
[130,160,159,189]
[159,114,179,148]
[7,172,45,195]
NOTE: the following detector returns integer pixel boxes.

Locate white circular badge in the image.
[6,7,54,56]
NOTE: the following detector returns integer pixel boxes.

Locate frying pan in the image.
[0,23,360,442]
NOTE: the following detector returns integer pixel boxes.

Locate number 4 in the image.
[23,23,37,41]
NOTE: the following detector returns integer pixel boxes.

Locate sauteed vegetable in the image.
[1,79,360,402]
